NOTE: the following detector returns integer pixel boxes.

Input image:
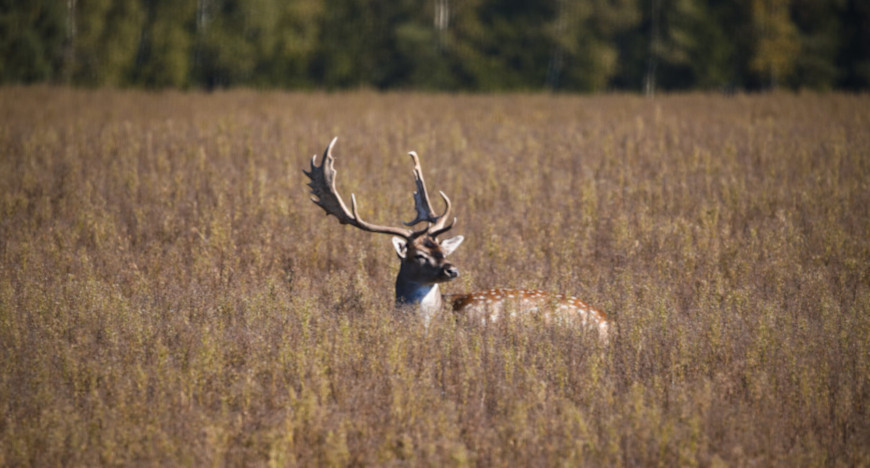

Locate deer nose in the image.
[443,265,459,279]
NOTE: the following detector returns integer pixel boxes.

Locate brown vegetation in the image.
[1,87,868,466]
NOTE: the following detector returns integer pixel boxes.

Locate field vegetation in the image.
[1,87,869,465]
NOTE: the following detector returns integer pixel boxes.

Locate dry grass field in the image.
[1,87,868,466]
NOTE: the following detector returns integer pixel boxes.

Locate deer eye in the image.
[414,253,427,262]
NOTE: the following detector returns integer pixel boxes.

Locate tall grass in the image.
[1,87,868,466]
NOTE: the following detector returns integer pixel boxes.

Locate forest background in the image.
[3,0,870,93]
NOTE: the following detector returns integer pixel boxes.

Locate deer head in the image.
[304,138,464,306]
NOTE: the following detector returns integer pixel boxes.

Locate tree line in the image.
[2,0,868,92]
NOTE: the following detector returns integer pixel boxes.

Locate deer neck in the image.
[395,269,442,323]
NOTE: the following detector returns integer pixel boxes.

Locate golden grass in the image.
[1,87,868,466]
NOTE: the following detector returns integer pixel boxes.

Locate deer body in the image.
[304,137,610,341]
[448,289,609,338]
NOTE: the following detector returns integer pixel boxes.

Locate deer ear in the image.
[440,235,464,256]
[392,237,408,259]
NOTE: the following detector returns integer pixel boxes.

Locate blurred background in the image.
[2,0,869,92]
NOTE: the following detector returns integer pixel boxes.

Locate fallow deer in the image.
[304,138,610,340]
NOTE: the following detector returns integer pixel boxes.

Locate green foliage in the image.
[547,0,640,91]
[0,0,867,90]
[0,1,65,83]
[789,0,842,90]
[749,0,800,87]
[654,0,732,89]
[838,0,870,89]
[72,0,145,86]
[135,0,195,88]
[1,89,869,465]
[260,0,323,88]
[312,0,393,88]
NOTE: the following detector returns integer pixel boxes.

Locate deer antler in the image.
[305,137,460,241]
[403,151,455,236]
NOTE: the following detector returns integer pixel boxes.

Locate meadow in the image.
[1,87,868,466]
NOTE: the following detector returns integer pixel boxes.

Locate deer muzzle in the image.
[441,264,459,280]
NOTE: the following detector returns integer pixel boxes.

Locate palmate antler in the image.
[404,151,455,237]
[303,137,455,241]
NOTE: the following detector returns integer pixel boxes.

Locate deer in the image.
[304,137,610,341]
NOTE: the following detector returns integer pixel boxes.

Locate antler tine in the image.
[403,151,455,237]
[304,137,412,239]
[429,190,454,235]
[304,137,352,224]
[404,151,439,226]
